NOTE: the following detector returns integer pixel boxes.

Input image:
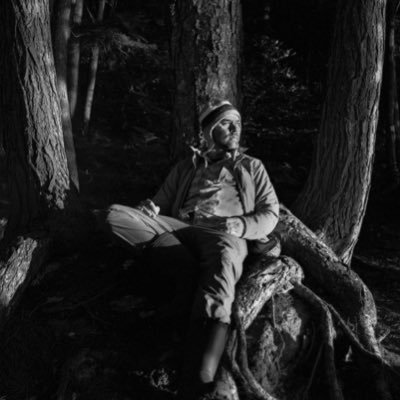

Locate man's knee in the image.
[218,236,248,270]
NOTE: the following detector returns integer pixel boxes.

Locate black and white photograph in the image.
[0,1,399,399]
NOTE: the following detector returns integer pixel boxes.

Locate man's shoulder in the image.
[238,153,265,170]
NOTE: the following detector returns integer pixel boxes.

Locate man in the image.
[103,100,279,397]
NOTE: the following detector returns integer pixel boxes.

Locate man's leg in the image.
[143,232,198,319]
[176,226,248,324]
[99,204,198,317]
[175,227,247,395]
[99,204,173,247]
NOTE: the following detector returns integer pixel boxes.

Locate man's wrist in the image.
[226,216,245,237]
[237,216,247,238]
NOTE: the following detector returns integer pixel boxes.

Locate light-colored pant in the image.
[102,204,248,324]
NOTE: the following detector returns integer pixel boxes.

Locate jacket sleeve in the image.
[151,163,181,216]
[240,160,279,241]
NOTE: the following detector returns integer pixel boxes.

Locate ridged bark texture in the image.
[293,0,386,264]
[170,0,242,159]
[0,0,71,238]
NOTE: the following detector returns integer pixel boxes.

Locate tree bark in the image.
[235,254,302,330]
[276,206,392,399]
[170,0,242,160]
[0,0,73,323]
[215,206,395,400]
[53,0,80,191]
[293,0,386,264]
[82,0,106,136]
[276,206,379,355]
[68,0,84,121]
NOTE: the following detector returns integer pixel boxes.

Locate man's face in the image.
[212,115,242,150]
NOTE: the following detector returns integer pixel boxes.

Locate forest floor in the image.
[1,4,400,400]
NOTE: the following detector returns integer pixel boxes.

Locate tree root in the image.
[0,235,50,326]
[218,204,398,399]
[277,205,393,399]
[225,314,278,400]
[235,255,304,330]
[221,254,305,400]
[301,342,323,400]
[292,282,344,400]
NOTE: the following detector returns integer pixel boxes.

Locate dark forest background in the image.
[0,1,400,399]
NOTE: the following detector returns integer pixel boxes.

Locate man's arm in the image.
[240,160,279,241]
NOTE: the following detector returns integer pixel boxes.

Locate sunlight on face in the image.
[212,115,242,150]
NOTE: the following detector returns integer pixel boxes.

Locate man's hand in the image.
[215,217,245,237]
[136,199,160,218]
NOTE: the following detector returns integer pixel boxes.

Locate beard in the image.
[214,136,240,151]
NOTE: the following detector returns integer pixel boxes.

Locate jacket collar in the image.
[190,146,247,168]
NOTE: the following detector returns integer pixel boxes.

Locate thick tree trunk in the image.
[53,0,80,191]
[0,0,72,323]
[215,206,395,400]
[82,0,106,136]
[0,0,71,237]
[68,0,84,121]
[170,0,242,159]
[276,206,379,355]
[293,0,386,264]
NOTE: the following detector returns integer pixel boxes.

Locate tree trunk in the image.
[382,0,400,185]
[276,206,379,355]
[82,0,106,136]
[68,0,84,121]
[170,0,242,160]
[53,0,80,191]
[214,206,396,400]
[0,0,72,323]
[293,0,386,264]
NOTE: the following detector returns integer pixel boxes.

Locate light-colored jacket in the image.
[152,153,279,242]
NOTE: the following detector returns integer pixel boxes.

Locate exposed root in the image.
[222,254,305,400]
[0,235,50,326]
[292,281,394,400]
[325,303,386,363]
[301,342,323,400]
[233,308,279,400]
[292,282,344,400]
[235,256,304,330]
[218,206,398,400]
[225,320,278,400]
[278,206,395,399]
[225,331,250,395]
